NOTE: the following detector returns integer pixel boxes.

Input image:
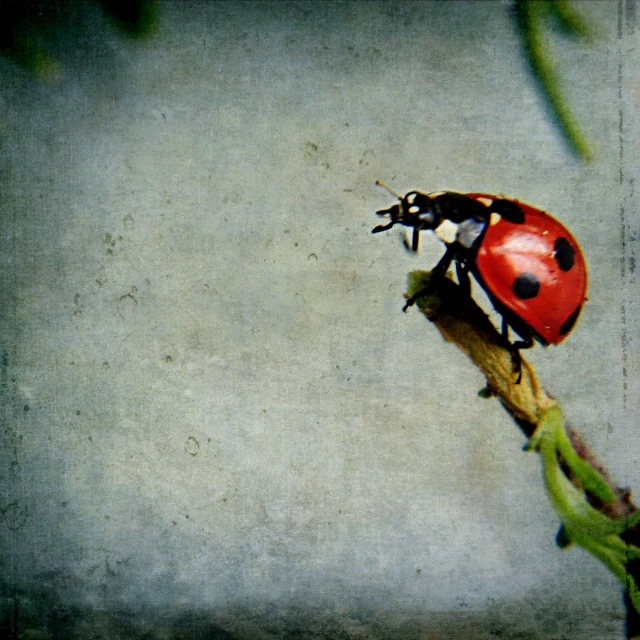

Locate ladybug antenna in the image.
[375,180,402,201]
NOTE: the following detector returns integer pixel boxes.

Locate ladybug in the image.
[372,182,587,371]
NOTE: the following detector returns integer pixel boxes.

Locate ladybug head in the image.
[373,190,441,232]
[400,192,441,230]
[372,185,441,251]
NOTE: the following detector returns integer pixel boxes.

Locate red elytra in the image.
[467,194,587,346]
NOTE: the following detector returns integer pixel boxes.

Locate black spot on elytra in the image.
[513,272,540,299]
[554,237,575,271]
[559,304,582,336]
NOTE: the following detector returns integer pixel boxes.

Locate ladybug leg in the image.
[372,221,396,234]
[401,228,420,253]
[455,261,471,298]
[411,227,420,252]
[509,332,535,384]
[511,336,534,351]
[402,227,420,253]
[402,244,455,312]
[500,320,523,383]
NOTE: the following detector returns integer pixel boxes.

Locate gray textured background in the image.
[1,1,638,638]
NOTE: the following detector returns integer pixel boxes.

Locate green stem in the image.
[553,420,616,504]
[533,407,640,613]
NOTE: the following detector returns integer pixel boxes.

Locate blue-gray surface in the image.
[0,1,638,638]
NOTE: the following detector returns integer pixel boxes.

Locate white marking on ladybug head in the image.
[434,219,458,244]
[476,197,493,207]
[489,212,502,226]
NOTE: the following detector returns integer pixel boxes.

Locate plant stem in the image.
[406,270,640,634]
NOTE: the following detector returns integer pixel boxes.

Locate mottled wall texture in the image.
[1,1,638,638]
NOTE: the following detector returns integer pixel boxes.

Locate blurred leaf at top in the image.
[100,0,157,39]
[0,0,157,78]
[0,0,594,162]
[513,0,592,161]
[0,1,59,78]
